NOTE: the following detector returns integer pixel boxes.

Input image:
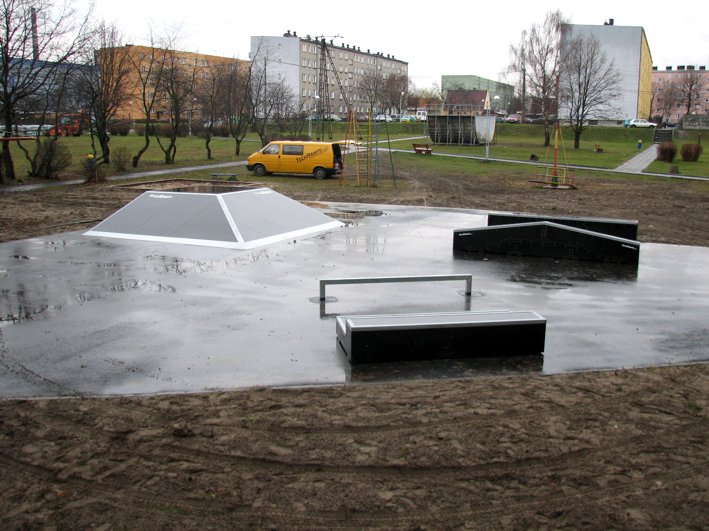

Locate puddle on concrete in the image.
[0,203,707,398]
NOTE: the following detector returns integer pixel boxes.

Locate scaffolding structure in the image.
[314,36,394,187]
[529,123,577,189]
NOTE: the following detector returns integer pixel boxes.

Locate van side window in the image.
[263,144,280,155]
[282,145,304,156]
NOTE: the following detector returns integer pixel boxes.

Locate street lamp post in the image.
[400,91,404,116]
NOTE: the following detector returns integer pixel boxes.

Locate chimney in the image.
[31,7,39,61]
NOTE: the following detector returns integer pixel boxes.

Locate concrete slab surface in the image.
[0,202,707,398]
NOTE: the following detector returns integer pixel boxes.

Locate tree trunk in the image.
[2,108,16,182]
[98,132,111,165]
[205,132,213,160]
[132,126,151,167]
[574,129,581,149]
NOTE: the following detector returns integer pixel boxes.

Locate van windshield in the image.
[263,144,279,155]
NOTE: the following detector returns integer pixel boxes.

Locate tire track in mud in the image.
[3,440,706,529]
[0,329,83,397]
[2,367,706,527]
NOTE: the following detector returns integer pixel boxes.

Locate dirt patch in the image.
[1,168,708,528]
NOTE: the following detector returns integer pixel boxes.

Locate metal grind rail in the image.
[319,274,473,301]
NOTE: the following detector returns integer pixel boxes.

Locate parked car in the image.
[373,114,393,122]
[399,115,417,123]
[524,114,545,124]
[505,114,521,123]
[625,118,656,128]
[306,114,342,122]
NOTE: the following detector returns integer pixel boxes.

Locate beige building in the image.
[107,45,246,122]
[250,31,408,117]
[652,65,709,123]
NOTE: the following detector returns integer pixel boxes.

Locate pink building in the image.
[652,65,709,124]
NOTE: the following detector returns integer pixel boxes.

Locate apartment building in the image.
[250,31,408,117]
[652,65,709,124]
[560,21,653,121]
[107,45,246,122]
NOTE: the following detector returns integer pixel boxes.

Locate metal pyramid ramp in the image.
[85,187,343,249]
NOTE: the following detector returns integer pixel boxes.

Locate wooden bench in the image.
[336,310,547,363]
[413,143,433,155]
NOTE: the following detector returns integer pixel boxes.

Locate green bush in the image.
[82,154,104,183]
[111,146,131,172]
[34,139,72,179]
[109,121,131,136]
[213,125,230,137]
[656,141,677,163]
[680,143,703,162]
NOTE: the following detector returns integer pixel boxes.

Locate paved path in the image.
[614,145,658,173]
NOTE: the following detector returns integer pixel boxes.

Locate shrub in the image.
[680,143,703,162]
[154,123,173,138]
[83,154,104,183]
[213,125,230,137]
[109,121,131,136]
[34,139,72,179]
[111,146,131,172]
[656,141,677,163]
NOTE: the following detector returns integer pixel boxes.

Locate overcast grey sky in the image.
[92,0,709,89]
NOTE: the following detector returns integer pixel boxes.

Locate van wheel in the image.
[253,164,267,177]
[314,167,327,179]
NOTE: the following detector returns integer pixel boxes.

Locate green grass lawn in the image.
[3,123,707,184]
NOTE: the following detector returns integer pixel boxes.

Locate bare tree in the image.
[270,81,297,134]
[413,83,443,107]
[359,68,384,118]
[560,34,622,149]
[0,0,92,182]
[249,45,286,146]
[509,10,566,146]
[196,62,223,160]
[653,80,682,125]
[222,59,251,155]
[678,70,705,116]
[154,46,198,164]
[380,74,408,114]
[77,22,133,166]
[128,35,171,168]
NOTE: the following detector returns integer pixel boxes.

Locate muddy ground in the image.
[0,167,708,529]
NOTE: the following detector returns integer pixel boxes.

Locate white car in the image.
[373,114,393,122]
[625,118,656,128]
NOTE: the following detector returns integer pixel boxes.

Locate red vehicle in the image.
[49,115,84,137]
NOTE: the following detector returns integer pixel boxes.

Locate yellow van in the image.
[246,141,343,179]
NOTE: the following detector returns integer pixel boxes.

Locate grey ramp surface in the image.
[85,187,343,249]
